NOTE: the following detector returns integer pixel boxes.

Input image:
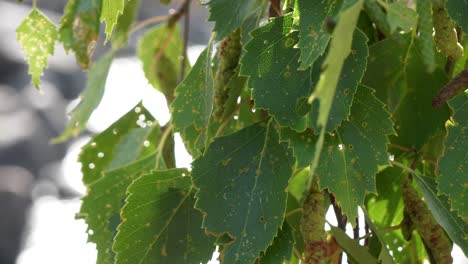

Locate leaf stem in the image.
[129,15,171,34]
[155,123,173,168]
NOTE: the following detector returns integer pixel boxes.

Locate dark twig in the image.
[269,0,282,17]
[364,219,370,246]
[179,0,191,82]
[353,217,360,240]
[432,68,468,108]
[328,192,347,264]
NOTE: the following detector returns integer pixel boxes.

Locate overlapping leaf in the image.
[205,0,260,40]
[446,0,468,33]
[53,51,114,142]
[316,85,395,224]
[438,92,468,218]
[79,104,157,185]
[294,0,340,69]
[240,14,311,129]
[257,222,294,264]
[329,225,378,263]
[59,0,102,69]
[16,8,58,90]
[192,121,295,264]
[307,0,364,174]
[78,154,160,264]
[171,45,213,150]
[138,24,183,102]
[416,0,436,72]
[112,0,141,48]
[101,0,125,41]
[385,1,417,33]
[113,169,215,264]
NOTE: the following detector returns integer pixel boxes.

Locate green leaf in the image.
[59,0,102,69]
[16,8,58,90]
[413,174,468,255]
[446,0,468,33]
[77,154,159,264]
[385,1,417,33]
[171,45,213,150]
[137,24,183,102]
[317,85,395,224]
[112,0,141,48]
[362,210,395,264]
[416,0,436,72]
[205,0,260,40]
[192,120,295,264]
[308,0,364,176]
[280,128,315,169]
[294,0,341,69]
[309,29,369,132]
[101,0,125,41]
[113,169,216,264]
[79,104,156,185]
[329,225,378,263]
[257,222,294,264]
[240,14,311,129]
[53,51,114,143]
[438,92,468,218]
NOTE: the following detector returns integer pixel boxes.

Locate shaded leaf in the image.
[446,0,468,33]
[438,92,468,218]
[53,51,114,142]
[101,0,125,41]
[192,121,295,264]
[329,225,378,263]
[280,128,315,169]
[205,0,260,40]
[317,85,395,224]
[113,169,215,264]
[362,209,395,264]
[385,1,417,33]
[79,103,156,185]
[413,174,468,255]
[258,222,294,264]
[59,0,102,69]
[16,8,58,90]
[77,154,160,264]
[138,24,183,102]
[416,0,436,72]
[294,0,341,69]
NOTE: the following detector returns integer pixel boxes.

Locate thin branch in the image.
[179,0,191,82]
[269,0,282,17]
[364,219,370,246]
[388,143,415,153]
[432,68,468,108]
[353,217,360,239]
[155,123,173,169]
[129,15,171,34]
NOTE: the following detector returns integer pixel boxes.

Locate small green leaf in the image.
[53,51,114,142]
[192,121,295,264]
[79,103,156,185]
[446,0,468,33]
[386,1,417,33]
[113,169,216,264]
[294,0,340,69]
[240,14,311,129]
[308,0,364,177]
[258,222,294,264]
[59,0,102,69]
[413,174,468,255]
[101,0,125,41]
[77,154,159,264]
[137,24,183,102]
[317,85,395,224]
[205,0,260,40]
[329,225,378,263]
[16,9,58,90]
[171,45,213,150]
[438,92,468,218]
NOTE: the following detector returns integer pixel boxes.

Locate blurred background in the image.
[0,0,211,263]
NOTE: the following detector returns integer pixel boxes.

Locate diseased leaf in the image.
[240,14,311,129]
[316,85,395,224]
[329,225,378,263]
[77,154,160,264]
[59,0,102,69]
[294,0,340,69]
[438,92,468,218]
[308,0,364,176]
[385,1,417,33]
[192,121,295,264]
[413,173,468,255]
[112,0,141,48]
[137,24,183,102]
[446,0,468,33]
[53,51,114,142]
[101,0,125,41]
[258,222,294,264]
[205,0,260,40]
[171,45,213,150]
[79,104,156,185]
[113,169,215,264]
[16,8,58,90]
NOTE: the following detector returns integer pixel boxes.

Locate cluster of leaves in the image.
[16,0,467,263]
